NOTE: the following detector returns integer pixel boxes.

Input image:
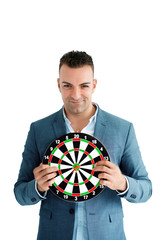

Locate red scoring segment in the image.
[57,186,64,192]
[84,179,89,184]
[64,151,69,155]
[72,193,81,196]
[64,179,69,184]
[100,154,104,160]
[59,170,62,175]
[57,142,65,148]
[84,151,89,155]
[49,155,53,163]
[89,186,96,193]
[89,142,96,148]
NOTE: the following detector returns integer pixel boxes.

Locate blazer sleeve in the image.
[120,123,152,203]
[14,123,45,206]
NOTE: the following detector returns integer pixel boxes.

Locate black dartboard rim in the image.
[42,132,110,202]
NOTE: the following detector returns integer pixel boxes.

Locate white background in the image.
[0,1,160,239]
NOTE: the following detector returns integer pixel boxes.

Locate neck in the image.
[65,104,95,121]
[64,104,96,132]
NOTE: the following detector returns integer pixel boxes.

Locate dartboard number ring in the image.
[42,133,110,202]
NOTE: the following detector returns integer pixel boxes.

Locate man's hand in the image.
[33,163,58,193]
[93,160,127,192]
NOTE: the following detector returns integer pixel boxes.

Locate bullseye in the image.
[73,163,80,171]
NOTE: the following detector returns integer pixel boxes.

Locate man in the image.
[14,51,152,240]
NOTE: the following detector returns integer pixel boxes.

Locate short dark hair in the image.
[59,50,94,73]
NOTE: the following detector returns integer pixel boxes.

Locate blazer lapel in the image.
[94,107,108,144]
[52,108,67,139]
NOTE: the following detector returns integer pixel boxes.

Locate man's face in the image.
[57,64,97,115]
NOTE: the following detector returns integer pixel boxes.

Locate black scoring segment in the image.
[59,144,68,154]
[51,156,60,164]
[79,170,88,182]
[61,160,72,167]
[73,140,80,163]
[74,172,79,184]
[85,181,94,191]
[80,168,92,174]
[81,160,92,166]
[73,140,80,149]
[78,152,88,165]
[85,144,94,154]
[66,153,74,164]
[65,171,73,182]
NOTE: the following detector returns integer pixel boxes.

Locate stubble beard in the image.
[65,99,92,116]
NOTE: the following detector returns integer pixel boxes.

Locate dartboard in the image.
[42,133,110,202]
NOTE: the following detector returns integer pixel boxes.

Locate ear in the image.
[92,79,97,93]
[57,78,61,92]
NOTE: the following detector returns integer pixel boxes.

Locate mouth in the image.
[70,101,82,104]
[70,99,84,104]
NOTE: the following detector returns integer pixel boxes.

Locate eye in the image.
[63,84,71,88]
[81,85,89,88]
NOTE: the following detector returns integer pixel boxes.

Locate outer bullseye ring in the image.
[42,133,110,202]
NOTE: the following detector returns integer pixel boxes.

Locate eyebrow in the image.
[62,81,72,85]
[62,81,91,85]
[80,82,91,85]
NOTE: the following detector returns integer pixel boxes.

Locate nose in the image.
[71,87,81,100]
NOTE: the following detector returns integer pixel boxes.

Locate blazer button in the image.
[31,197,36,202]
[69,208,74,214]
[130,194,136,199]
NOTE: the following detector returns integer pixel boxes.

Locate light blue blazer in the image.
[14,107,152,240]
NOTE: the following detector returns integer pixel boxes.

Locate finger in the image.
[48,177,56,187]
[34,166,58,181]
[40,164,59,173]
[42,172,57,182]
[38,172,57,190]
[38,179,53,192]
[100,179,112,187]
[93,165,112,174]
[51,166,59,171]
[46,166,58,173]
[98,173,112,180]
[96,160,116,169]
[36,163,58,172]
[34,163,50,175]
